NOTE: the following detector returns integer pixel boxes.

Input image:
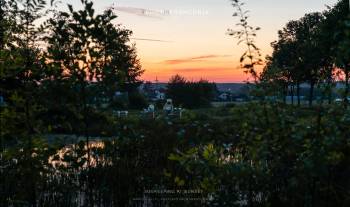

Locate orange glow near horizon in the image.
[138,48,268,83]
[59,0,338,83]
[140,57,262,83]
[95,0,337,83]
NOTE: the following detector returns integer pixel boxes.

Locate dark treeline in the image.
[0,0,144,206]
[166,74,218,109]
[260,0,350,107]
[0,0,144,134]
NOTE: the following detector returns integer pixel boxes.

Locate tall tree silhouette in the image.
[0,0,56,205]
[45,0,143,205]
[323,0,350,107]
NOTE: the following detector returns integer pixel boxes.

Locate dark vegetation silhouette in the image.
[0,0,350,207]
[228,0,263,82]
[166,75,217,109]
[260,0,350,107]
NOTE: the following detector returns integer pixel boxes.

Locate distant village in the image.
[137,82,347,103]
[0,82,347,109]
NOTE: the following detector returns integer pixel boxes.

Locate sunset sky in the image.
[62,0,339,83]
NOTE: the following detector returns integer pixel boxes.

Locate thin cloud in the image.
[131,38,173,43]
[172,67,234,73]
[164,55,232,65]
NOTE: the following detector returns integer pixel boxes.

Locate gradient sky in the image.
[60,0,339,83]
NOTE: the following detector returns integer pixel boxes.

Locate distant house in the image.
[140,82,167,101]
[155,90,165,100]
[218,93,230,101]
[114,91,129,101]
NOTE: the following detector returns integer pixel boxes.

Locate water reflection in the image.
[49,141,109,169]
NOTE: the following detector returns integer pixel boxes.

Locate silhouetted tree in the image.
[43,0,144,204]
[166,75,217,108]
[297,13,325,106]
[323,0,350,107]
[263,12,325,106]
[0,0,57,205]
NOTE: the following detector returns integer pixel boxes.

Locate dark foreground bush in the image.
[1,103,349,207]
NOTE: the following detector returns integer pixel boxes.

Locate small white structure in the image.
[219,93,230,101]
[174,107,184,118]
[163,99,174,115]
[114,110,128,118]
[148,104,155,112]
[143,104,156,118]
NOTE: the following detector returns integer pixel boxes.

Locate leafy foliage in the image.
[2,103,350,206]
[228,0,262,81]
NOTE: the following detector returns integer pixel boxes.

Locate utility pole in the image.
[155,76,159,90]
